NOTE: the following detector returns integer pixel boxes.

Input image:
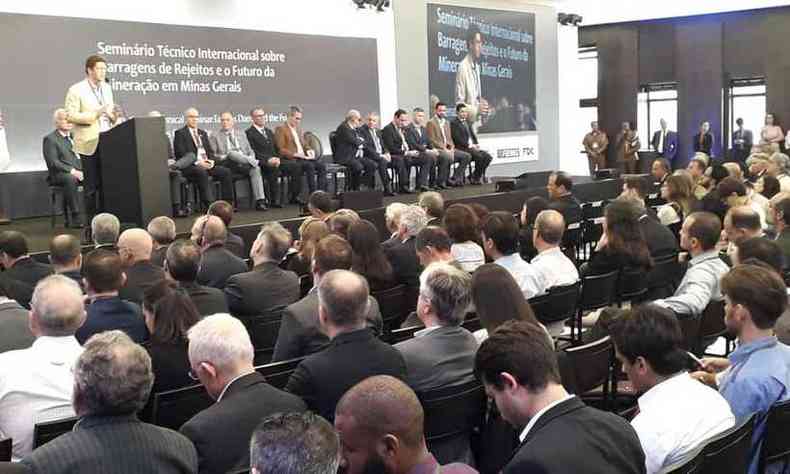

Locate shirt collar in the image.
[729,335,778,365]
[637,371,688,412]
[535,246,562,258]
[217,370,256,402]
[31,336,82,365]
[519,394,575,442]
[496,253,524,266]
[689,250,720,266]
[414,325,441,338]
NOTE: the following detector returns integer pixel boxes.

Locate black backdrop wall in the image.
[580,6,790,168]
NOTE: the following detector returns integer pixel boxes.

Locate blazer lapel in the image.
[517,397,585,448]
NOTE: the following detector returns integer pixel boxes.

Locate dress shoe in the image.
[255,200,268,211]
[269,202,283,209]
[418,186,431,192]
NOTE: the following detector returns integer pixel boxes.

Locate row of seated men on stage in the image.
[42,101,492,226]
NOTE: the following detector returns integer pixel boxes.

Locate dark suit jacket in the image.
[0,273,33,310]
[272,289,383,362]
[76,296,148,344]
[450,118,478,152]
[651,130,678,163]
[58,269,84,291]
[151,246,167,268]
[173,126,216,161]
[42,130,82,177]
[224,262,300,317]
[196,245,248,289]
[776,229,790,268]
[334,122,365,164]
[119,260,165,305]
[548,194,582,225]
[405,124,433,152]
[383,237,422,287]
[395,325,478,392]
[225,232,245,259]
[504,397,645,474]
[179,281,229,317]
[381,122,408,157]
[359,124,386,158]
[285,328,406,421]
[21,414,198,474]
[0,299,35,353]
[180,372,306,474]
[693,132,714,155]
[732,128,754,150]
[245,125,279,161]
[2,257,53,289]
[639,213,679,258]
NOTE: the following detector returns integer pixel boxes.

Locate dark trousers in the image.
[337,156,378,190]
[363,151,392,190]
[80,152,101,220]
[451,149,472,182]
[410,152,436,187]
[303,159,327,193]
[465,148,493,180]
[389,154,409,190]
[260,159,282,205]
[49,172,81,217]
[432,150,454,186]
[180,165,213,204]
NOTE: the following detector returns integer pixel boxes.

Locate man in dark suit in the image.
[21,331,198,473]
[207,200,245,258]
[651,118,679,167]
[224,222,299,319]
[165,239,229,317]
[246,107,285,208]
[383,205,426,288]
[42,109,83,227]
[0,278,34,353]
[147,216,176,268]
[451,103,493,185]
[475,321,645,474]
[732,117,754,165]
[693,120,714,156]
[272,235,383,362]
[76,249,148,344]
[359,113,397,196]
[192,216,248,289]
[181,314,306,474]
[407,107,446,190]
[546,171,582,225]
[285,270,406,422]
[334,110,380,192]
[382,109,429,193]
[117,229,165,305]
[0,231,53,288]
[172,107,233,208]
[621,179,680,258]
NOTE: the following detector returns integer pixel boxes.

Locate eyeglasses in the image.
[188,367,199,381]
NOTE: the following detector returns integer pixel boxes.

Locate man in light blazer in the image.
[210,111,267,211]
[455,26,488,128]
[426,102,470,187]
[651,118,679,167]
[64,54,116,221]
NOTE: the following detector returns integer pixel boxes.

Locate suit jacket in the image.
[224,262,300,317]
[548,194,582,226]
[42,131,82,178]
[395,325,478,392]
[272,289,383,362]
[359,124,386,157]
[76,296,148,345]
[450,118,478,152]
[651,130,678,162]
[0,299,35,353]
[2,257,53,289]
[173,126,215,162]
[0,274,33,310]
[245,125,279,161]
[405,124,433,152]
[334,121,365,164]
[118,260,165,305]
[64,78,115,155]
[504,397,645,474]
[381,122,408,157]
[225,232,245,259]
[383,237,422,287]
[427,117,454,150]
[693,132,714,155]
[21,414,197,474]
[180,372,306,474]
[178,281,229,317]
[209,128,252,161]
[273,124,311,160]
[285,328,406,421]
[151,246,167,268]
[196,245,248,289]
[732,128,754,150]
[639,213,679,258]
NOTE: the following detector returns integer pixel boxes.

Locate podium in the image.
[98,117,171,227]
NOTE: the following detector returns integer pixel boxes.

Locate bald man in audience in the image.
[723,206,763,257]
[335,375,477,474]
[147,216,176,268]
[48,234,83,290]
[192,215,248,289]
[117,229,165,305]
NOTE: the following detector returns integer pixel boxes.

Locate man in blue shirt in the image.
[693,264,790,474]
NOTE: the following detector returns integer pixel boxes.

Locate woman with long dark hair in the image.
[519,196,549,261]
[584,198,653,276]
[348,219,396,291]
[286,218,330,277]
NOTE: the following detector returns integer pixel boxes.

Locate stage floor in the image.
[8,183,498,253]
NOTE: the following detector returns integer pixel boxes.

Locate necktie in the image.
[371,129,381,153]
[192,129,201,147]
[399,128,408,152]
[699,133,703,146]
[228,131,238,150]
[65,135,78,158]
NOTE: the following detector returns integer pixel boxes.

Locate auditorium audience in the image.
[383,205,427,287]
[651,157,671,185]
[474,320,645,473]
[0,278,34,354]
[699,164,733,222]
[334,375,477,474]
[285,270,406,422]
[530,210,579,294]
[767,152,790,192]
[48,234,83,289]
[518,196,549,262]
[419,190,444,226]
[192,215,247,289]
[482,211,541,298]
[717,177,764,228]
[444,204,485,272]
[414,226,460,269]
[731,237,785,272]
[722,206,763,256]
[583,199,652,277]
[224,222,299,318]
[384,202,408,242]
[747,153,770,190]
[0,231,53,288]
[658,174,696,228]
[761,175,781,200]
[274,105,327,203]
[0,276,84,461]
[619,187,680,259]
[467,202,490,227]
[687,157,709,200]
[772,195,790,262]
[348,219,397,292]
[165,239,229,317]
[692,264,790,474]
[181,314,306,474]
[546,171,582,225]
[91,212,121,250]
[250,412,339,474]
[307,190,334,220]
[117,228,165,305]
[272,235,383,362]
[609,304,735,473]
[327,212,357,240]
[653,212,729,318]
[286,217,330,277]
[21,331,198,473]
[147,216,176,268]
[208,200,246,258]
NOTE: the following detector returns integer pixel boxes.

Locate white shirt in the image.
[495,253,543,299]
[289,125,305,155]
[631,372,735,474]
[657,204,682,226]
[451,241,485,272]
[658,129,666,152]
[530,247,579,296]
[0,336,84,460]
[519,394,575,442]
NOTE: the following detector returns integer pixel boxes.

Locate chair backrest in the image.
[697,300,726,344]
[0,438,10,462]
[647,253,680,295]
[33,416,80,448]
[530,281,580,325]
[304,131,324,160]
[617,266,648,303]
[248,306,287,366]
[562,222,582,250]
[562,336,613,394]
[150,384,213,430]
[372,284,408,333]
[328,131,338,157]
[676,315,701,352]
[417,380,487,445]
[659,446,704,473]
[579,270,619,311]
[389,325,422,344]
[759,399,790,471]
[698,413,756,474]
[255,357,304,391]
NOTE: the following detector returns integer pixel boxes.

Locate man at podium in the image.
[64,54,117,222]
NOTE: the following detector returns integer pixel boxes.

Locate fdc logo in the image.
[522,147,535,156]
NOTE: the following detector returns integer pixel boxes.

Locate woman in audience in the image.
[722,161,744,181]
[286,217,329,277]
[468,202,490,226]
[658,173,696,227]
[347,219,397,292]
[583,199,653,277]
[519,196,549,261]
[761,175,781,200]
[759,112,784,153]
[444,203,485,272]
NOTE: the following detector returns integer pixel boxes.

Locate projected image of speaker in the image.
[339,190,383,211]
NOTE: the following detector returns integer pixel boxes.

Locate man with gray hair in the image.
[43,108,83,227]
[224,222,300,318]
[286,270,406,422]
[117,228,165,305]
[250,412,339,474]
[0,276,85,461]
[193,215,247,289]
[419,190,444,226]
[767,152,790,192]
[334,109,383,193]
[22,330,198,472]
[91,212,120,250]
[384,205,428,287]
[181,314,305,474]
[147,216,176,267]
[384,202,409,242]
